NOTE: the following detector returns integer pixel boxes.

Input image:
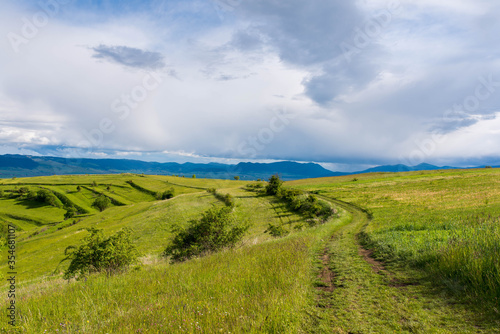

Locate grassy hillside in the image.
[1,170,500,333]
[290,168,500,307]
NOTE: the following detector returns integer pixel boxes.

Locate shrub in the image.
[265,223,289,238]
[210,190,235,207]
[157,188,175,200]
[27,190,38,201]
[62,228,139,280]
[36,189,63,208]
[266,174,283,195]
[77,185,82,192]
[163,206,248,262]
[234,176,240,180]
[64,207,78,220]
[0,189,3,198]
[92,195,111,212]
[18,187,30,195]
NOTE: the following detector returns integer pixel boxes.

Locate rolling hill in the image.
[1,168,499,333]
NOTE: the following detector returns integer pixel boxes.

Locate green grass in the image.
[290,168,500,309]
[2,170,500,332]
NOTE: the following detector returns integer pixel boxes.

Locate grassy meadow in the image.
[1,169,500,332]
[290,168,500,307]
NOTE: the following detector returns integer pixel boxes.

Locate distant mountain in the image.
[358,163,457,174]
[0,155,338,181]
[0,154,484,181]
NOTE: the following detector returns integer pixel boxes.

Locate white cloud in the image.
[0,0,500,167]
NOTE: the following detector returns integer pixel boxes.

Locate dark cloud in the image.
[230,0,386,105]
[91,45,165,70]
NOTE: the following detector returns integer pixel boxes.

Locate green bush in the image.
[62,228,139,280]
[163,206,249,262]
[266,174,283,195]
[157,188,175,200]
[92,195,111,212]
[265,223,289,238]
[18,187,30,195]
[64,207,78,220]
[36,189,63,208]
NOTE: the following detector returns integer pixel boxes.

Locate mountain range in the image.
[0,154,493,181]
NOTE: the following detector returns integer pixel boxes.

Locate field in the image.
[1,170,500,333]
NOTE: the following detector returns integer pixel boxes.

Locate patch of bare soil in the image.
[318,249,335,293]
[358,245,418,288]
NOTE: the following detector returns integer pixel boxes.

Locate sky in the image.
[1,0,500,172]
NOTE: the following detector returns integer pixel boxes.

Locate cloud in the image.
[1,0,500,169]
[91,45,165,70]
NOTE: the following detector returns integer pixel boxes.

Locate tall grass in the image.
[289,168,500,306]
[10,235,316,333]
[435,217,500,303]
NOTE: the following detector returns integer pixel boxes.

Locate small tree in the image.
[266,174,283,196]
[92,195,111,212]
[192,174,196,178]
[163,206,248,262]
[234,176,240,180]
[77,185,82,192]
[62,228,139,280]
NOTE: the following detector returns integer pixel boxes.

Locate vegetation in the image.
[265,222,289,237]
[62,228,139,280]
[92,195,111,212]
[290,168,500,310]
[266,174,283,195]
[1,170,500,333]
[163,206,248,262]
[156,188,175,200]
[36,189,63,208]
[64,206,78,220]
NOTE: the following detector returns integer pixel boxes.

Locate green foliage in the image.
[234,176,240,180]
[156,188,175,200]
[163,206,248,262]
[76,185,81,192]
[278,188,335,222]
[265,223,289,238]
[27,190,38,200]
[266,174,283,195]
[0,189,3,198]
[192,174,196,178]
[92,181,98,187]
[207,188,216,194]
[62,228,139,280]
[36,189,63,208]
[18,186,30,195]
[64,207,78,220]
[92,195,111,212]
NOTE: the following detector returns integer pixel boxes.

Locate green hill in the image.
[1,170,499,333]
